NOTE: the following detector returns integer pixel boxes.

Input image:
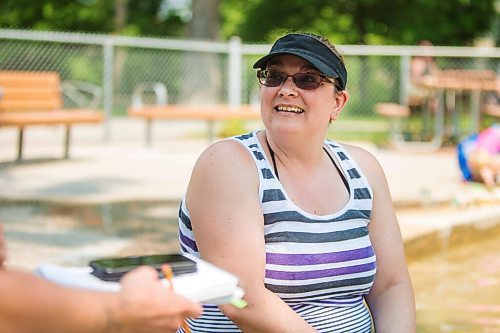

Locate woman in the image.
[178,32,416,332]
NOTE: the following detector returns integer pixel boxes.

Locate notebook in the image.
[34,254,244,305]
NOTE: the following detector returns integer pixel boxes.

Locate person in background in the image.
[458,124,500,188]
[0,224,202,333]
[408,40,439,107]
[178,32,416,332]
[406,40,440,139]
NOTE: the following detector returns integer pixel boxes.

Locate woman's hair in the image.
[298,32,346,91]
[300,32,346,66]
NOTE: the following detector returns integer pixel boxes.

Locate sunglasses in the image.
[257,69,339,90]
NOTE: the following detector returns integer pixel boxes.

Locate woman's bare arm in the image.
[347,145,416,333]
[186,140,316,333]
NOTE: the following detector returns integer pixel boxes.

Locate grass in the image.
[213,116,392,145]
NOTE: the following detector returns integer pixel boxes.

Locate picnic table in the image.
[413,69,498,145]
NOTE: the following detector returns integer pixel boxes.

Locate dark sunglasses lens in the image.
[294,73,321,90]
[261,70,284,87]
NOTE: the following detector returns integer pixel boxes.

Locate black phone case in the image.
[89,254,197,282]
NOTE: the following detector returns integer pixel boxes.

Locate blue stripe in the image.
[265,275,376,294]
[235,133,253,140]
[264,227,369,243]
[178,206,192,230]
[337,151,348,160]
[261,168,274,179]
[347,168,361,179]
[252,150,265,160]
[264,209,370,225]
[354,188,371,199]
[262,188,286,202]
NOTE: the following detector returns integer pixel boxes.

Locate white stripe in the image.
[265,236,373,254]
[264,218,368,233]
[266,255,376,271]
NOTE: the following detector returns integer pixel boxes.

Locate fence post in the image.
[228,36,242,107]
[400,54,411,105]
[103,37,114,141]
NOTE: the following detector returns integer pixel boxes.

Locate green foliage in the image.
[0,0,186,36]
[0,0,115,32]
[224,0,497,46]
[217,119,249,137]
[0,0,496,45]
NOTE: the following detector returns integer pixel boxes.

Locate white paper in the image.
[34,255,244,304]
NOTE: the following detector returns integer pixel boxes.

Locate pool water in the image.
[1,200,499,331]
[1,201,182,271]
[407,223,500,332]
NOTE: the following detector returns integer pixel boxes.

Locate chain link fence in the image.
[1,29,499,139]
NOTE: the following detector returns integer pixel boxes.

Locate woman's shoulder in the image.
[329,140,380,164]
[187,135,260,199]
[193,135,258,175]
[333,141,386,181]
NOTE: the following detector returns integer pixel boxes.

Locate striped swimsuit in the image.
[178,131,376,332]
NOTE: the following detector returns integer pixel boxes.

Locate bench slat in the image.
[128,104,261,121]
[0,98,63,111]
[0,110,103,126]
[128,104,261,145]
[0,71,60,89]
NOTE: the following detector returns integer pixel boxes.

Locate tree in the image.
[0,0,187,37]
[181,0,222,104]
[188,0,220,39]
[0,0,496,45]
[225,0,497,46]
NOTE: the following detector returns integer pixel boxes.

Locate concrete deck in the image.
[1,118,499,270]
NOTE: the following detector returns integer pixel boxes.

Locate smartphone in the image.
[89,253,197,282]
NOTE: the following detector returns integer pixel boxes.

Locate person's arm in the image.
[186,140,316,333]
[0,224,6,269]
[348,145,416,332]
[0,265,202,333]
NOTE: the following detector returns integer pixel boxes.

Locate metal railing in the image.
[1,28,499,139]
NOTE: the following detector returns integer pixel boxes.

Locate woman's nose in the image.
[278,77,299,97]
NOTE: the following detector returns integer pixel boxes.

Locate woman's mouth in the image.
[275,105,305,114]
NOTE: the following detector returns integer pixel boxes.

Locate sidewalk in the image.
[1,118,499,245]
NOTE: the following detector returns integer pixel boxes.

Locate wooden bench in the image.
[375,103,411,119]
[128,104,261,145]
[127,82,261,145]
[0,71,104,161]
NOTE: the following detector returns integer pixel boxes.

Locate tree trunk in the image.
[113,0,129,112]
[188,0,220,40]
[181,0,221,105]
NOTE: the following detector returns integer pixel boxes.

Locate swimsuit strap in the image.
[265,135,349,190]
[265,135,280,179]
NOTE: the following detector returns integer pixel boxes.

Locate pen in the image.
[161,264,174,289]
[161,264,191,333]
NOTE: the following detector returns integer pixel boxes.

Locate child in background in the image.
[458,125,500,188]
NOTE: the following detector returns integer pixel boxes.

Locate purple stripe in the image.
[266,246,374,265]
[179,230,198,252]
[266,262,376,280]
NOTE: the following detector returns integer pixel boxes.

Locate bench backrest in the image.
[0,71,63,112]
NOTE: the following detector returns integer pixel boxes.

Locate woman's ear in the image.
[330,109,340,121]
[331,90,349,121]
